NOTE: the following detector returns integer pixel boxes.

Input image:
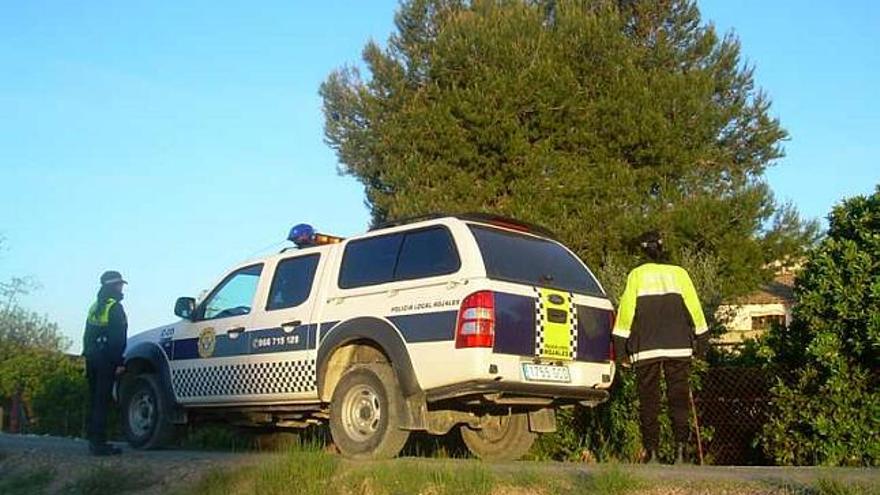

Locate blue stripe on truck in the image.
[493,292,537,356]
[493,292,613,362]
[388,311,457,343]
[169,312,457,361]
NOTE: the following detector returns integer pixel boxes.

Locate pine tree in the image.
[321,0,816,299]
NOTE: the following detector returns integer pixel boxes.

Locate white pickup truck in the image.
[120,214,616,460]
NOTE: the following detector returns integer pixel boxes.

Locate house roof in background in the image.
[736,272,796,305]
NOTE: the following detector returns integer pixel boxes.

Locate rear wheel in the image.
[329,363,410,460]
[121,374,176,449]
[460,412,535,461]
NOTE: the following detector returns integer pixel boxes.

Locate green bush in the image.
[761,185,880,466]
[30,356,88,437]
[531,372,642,462]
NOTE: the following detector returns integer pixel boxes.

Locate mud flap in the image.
[528,408,557,433]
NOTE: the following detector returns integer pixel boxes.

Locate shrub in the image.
[761,185,880,466]
[30,356,88,437]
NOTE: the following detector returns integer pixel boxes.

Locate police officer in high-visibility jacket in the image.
[82,271,128,456]
[612,232,708,464]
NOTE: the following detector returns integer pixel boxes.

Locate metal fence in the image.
[694,366,773,465]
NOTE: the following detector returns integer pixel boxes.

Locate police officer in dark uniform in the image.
[612,232,709,464]
[83,271,128,456]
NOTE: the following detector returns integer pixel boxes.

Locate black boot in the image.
[674,443,689,465]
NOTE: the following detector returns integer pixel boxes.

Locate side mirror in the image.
[174,297,196,320]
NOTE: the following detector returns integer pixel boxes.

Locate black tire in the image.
[121,373,176,449]
[328,363,410,460]
[460,412,536,461]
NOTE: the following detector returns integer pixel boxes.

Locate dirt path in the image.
[1,433,876,494]
[0,433,265,494]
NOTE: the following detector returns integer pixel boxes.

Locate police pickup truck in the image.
[120,214,616,460]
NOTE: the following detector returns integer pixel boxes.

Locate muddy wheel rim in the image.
[128,390,156,438]
[477,414,511,442]
[341,384,382,442]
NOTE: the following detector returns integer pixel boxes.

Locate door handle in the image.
[226,327,245,338]
[281,320,302,333]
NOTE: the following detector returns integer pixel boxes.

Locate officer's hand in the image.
[115,366,126,376]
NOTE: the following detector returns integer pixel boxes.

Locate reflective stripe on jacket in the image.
[83,298,119,358]
[612,263,707,363]
[87,298,117,327]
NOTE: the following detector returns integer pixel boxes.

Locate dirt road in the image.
[1,433,876,494]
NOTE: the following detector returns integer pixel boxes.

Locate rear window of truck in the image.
[468,225,603,296]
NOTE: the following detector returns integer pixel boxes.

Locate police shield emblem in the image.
[198,327,216,358]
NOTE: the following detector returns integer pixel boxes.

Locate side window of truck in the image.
[199,264,264,320]
[266,254,321,310]
[338,226,460,289]
[338,233,404,289]
[394,227,460,280]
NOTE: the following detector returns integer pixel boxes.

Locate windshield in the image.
[468,224,604,296]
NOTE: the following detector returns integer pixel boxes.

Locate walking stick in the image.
[689,388,704,465]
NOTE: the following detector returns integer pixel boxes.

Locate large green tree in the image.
[761,186,880,466]
[321,0,815,299]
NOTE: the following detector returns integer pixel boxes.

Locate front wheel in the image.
[329,363,410,460]
[121,374,176,449]
[460,412,536,461]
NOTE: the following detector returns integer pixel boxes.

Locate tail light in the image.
[455,291,495,348]
[608,310,617,361]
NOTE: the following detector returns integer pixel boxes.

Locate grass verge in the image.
[0,468,55,495]
[184,443,646,495]
[342,461,495,495]
[573,465,643,495]
[813,477,880,495]
[188,446,337,495]
[60,465,154,495]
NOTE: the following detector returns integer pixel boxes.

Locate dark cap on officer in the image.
[638,230,666,263]
[100,271,127,286]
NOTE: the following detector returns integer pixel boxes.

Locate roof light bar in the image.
[287,223,344,248]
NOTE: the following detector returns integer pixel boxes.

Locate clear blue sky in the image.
[1,1,877,352]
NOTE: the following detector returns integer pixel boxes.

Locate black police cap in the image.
[100,271,128,286]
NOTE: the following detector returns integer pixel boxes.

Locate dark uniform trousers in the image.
[635,358,691,450]
[85,351,116,445]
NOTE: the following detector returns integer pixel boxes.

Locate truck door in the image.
[170,263,265,404]
[246,251,324,401]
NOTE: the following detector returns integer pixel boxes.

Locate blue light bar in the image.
[288,223,316,247]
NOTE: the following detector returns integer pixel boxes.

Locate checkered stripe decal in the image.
[534,288,545,355]
[568,293,578,359]
[534,288,577,360]
[172,359,316,398]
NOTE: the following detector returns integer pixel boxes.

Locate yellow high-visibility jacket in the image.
[612,263,708,364]
[83,296,128,364]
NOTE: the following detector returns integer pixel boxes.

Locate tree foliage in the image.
[322,0,817,300]
[1,238,85,436]
[761,185,880,466]
[0,287,71,401]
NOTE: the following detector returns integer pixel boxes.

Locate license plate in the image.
[522,363,571,383]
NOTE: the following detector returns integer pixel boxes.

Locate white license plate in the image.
[522,363,571,383]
